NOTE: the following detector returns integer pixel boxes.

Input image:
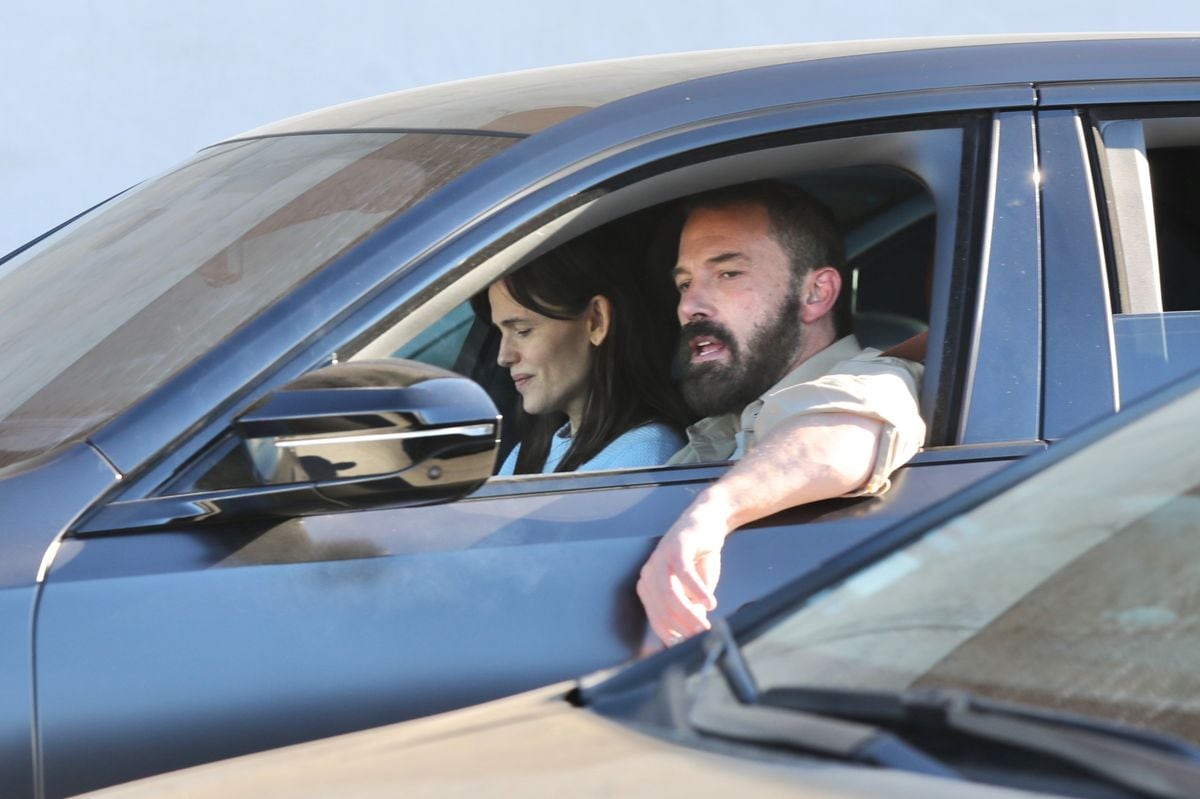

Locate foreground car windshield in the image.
[0,132,512,475]
[743,378,1200,743]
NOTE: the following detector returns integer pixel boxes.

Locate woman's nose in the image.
[497,337,517,367]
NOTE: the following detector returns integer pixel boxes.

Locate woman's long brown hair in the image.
[472,237,691,473]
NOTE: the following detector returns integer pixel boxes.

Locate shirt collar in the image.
[740,335,864,429]
[679,335,865,462]
[773,335,861,391]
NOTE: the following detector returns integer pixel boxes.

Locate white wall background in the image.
[2,0,1197,255]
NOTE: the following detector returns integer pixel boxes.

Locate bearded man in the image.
[636,180,926,645]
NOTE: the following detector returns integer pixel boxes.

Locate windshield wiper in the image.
[759,684,1200,799]
[682,621,958,777]
[682,621,1200,799]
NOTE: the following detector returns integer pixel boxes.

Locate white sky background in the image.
[1,0,1197,255]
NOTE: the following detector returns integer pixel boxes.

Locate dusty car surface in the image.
[3,32,1200,797]
[78,367,1200,799]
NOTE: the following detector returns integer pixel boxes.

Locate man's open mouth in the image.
[690,336,728,362]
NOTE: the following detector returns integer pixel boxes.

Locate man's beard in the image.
[676,289,804,418]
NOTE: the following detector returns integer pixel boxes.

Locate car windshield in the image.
[0,131,514,475]
[743,378,1200,744]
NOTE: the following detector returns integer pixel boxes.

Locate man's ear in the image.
[587,295,612,346]
[799,266,841,325]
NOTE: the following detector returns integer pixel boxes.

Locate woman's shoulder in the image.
[579,421,686,472]
[617,420,686,446]
[497,444,520,476]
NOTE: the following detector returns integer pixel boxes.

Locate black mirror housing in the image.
[77,360,501,533]
[237,360,499,485]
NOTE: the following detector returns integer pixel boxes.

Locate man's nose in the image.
[678,281,715,323]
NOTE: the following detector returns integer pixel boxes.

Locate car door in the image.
[31,96,1043,797]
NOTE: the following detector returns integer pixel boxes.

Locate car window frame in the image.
[77,91,1032,531]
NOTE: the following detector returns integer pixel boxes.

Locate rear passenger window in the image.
[1095,110,1200,405]
[1147,145,1200,312]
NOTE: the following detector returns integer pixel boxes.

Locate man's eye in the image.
[719,270,742,279]
[675,281,690,293]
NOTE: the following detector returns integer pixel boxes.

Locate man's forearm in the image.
[698,412,883,534]
[637,412,886,643]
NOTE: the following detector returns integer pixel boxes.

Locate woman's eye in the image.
[515,328,532,338]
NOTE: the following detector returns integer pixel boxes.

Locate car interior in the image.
[349,125,962,474]
[1097,113,1200,314]
[1147,144,1200,313]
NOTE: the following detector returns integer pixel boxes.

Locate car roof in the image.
[229,33,1199,140]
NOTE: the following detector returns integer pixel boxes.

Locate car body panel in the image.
[0,586,37,799]
[0,444,117,799]
[0,444,118,588]
[38,459,1008,795]
[78,681,1039,799]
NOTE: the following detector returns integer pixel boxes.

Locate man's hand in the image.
[638,413,886,646]
[636,497,732,644]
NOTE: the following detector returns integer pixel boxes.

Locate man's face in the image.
[672,202,804,418]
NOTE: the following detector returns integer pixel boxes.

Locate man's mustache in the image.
[676,320,739,366]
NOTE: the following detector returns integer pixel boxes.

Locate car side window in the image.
[358,143,963,480]
[152,118,985,504]
[1094,111,1200,405]
[390,301,475,371]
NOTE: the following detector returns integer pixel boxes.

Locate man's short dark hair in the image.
[681,180,850,337]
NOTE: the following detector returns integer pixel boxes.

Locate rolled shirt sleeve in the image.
[747,350,925,496]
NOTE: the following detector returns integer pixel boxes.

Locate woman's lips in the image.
[512,374,533,392]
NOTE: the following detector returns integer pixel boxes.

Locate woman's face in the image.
[488,282,597,430]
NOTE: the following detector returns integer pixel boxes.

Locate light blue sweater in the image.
[498,421,685,475]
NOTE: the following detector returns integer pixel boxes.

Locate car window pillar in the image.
[1037,109,1119,440]
[958,111,1042,445]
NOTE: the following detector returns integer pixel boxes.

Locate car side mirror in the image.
[236,359,498,490]
[76,359,501,533]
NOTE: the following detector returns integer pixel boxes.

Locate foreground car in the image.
[81,365,1200,799]
[4,33,1200,797]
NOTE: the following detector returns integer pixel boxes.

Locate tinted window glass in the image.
[0,132,514,474]
[1148,145,1200,312]
[383,164,937,477]
[391,301,476,371]
[1100,115,1200,404]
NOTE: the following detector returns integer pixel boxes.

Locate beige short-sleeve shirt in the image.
[668,335,925,496]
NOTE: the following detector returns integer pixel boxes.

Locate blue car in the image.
[3,33,1199,797]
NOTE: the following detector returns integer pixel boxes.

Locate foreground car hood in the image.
[81,682,1046,799]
